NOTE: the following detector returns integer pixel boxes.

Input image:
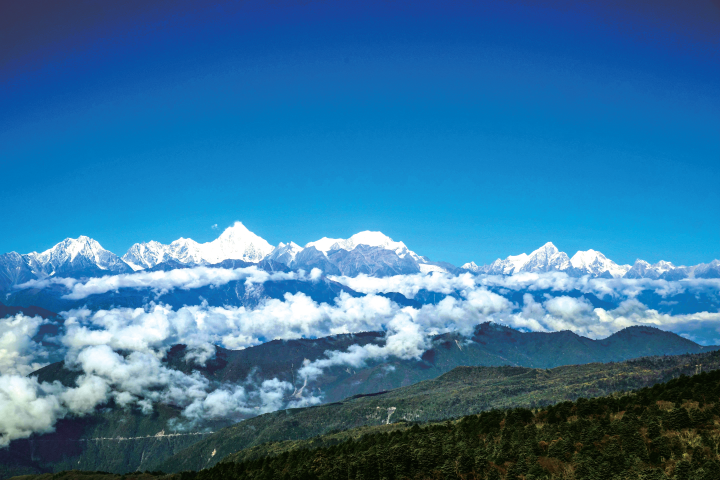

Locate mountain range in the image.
[461,242,720,280]
[0,324,717,478]
[1,223,718,296]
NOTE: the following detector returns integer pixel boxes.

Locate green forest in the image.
[12,362,720,480]
[181,369,720,480]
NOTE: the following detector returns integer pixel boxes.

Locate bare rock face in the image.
[327,245,422,277]
[0,252,38,291]
[292,246,342,275]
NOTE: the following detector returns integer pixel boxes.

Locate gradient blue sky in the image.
[1,0,718,266]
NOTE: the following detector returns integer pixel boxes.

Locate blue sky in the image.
[1,0,718,267]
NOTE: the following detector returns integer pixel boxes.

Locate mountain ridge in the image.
[1,225,718,297]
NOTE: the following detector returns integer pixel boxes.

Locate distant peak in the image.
[170,237,198,245]
[218,221,252,238]
[570,249,593,258]
[348,231,394,245]
[528,242,560,257]
[654,260,675,267]
[570,249,608,262]
[46,235,104,254]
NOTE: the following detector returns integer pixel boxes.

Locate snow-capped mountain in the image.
[465,243,637,279]
[460,261,480,272]
[475,254,530,275]
[519,242,570,273]
[266,231,454,276]
[265,242,303,266]
[122,240,173,270]
[27,236,133,277]
[1,223,718,295]
[0,236,133,288]
[569,249,631,278]
[620,259,719,281]
[206,222,273,263]
[693,260,720,279]
[471,243,572,275]
[122,222,273,270]
[305,231,422,261]
[0,252,40,292]
[624,260,677,279]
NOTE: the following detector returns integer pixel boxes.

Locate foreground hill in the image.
[199,366,720,480]
[11,354,720,480]
[152,350,720,473]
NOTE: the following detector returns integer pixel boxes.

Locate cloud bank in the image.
[333,271,720,301]
[1,269,719,445]
[16,266,318,300]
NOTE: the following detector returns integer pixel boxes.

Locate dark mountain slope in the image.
[2,276,360,313]
[155,350,720,473]
[0,301,56,319]
[200,367,720,480]
[14,357,720,480]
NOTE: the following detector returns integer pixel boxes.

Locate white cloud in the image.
[0,375,64,447]
[1,269,720,446]
[16,266,306,300]
[334,271,720,304]
[0,314,51,376]
[331,272,477,298]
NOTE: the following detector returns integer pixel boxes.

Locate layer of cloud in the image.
[1,270,720,446]
[16,266,318,300]
[333,271,720,301]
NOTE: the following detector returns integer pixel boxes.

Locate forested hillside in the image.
[13,363,720,480]
[192,368,720,480]
[155,350,720,473]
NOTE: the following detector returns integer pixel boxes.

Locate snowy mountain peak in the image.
[215,222,254,243]
[472,243,629,277]
[36,236,99,264]
[346,231,416,259]
[203,222,273,263]
[348,231,398,248]
[570,249,630,278]
[625,259,677,279]
[532,242,559,255]
[26,236,131,276]
[305,231,419,260]
[507,254,530,271]
[654,260,676,270]
[461,261,480,272]
[122,222,273,269]
[520,242,569,273]
[122,241,168,271]
[304,237,344,253]
[267,241,304,265]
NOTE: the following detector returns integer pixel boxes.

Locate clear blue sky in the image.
[1,0,718,266]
